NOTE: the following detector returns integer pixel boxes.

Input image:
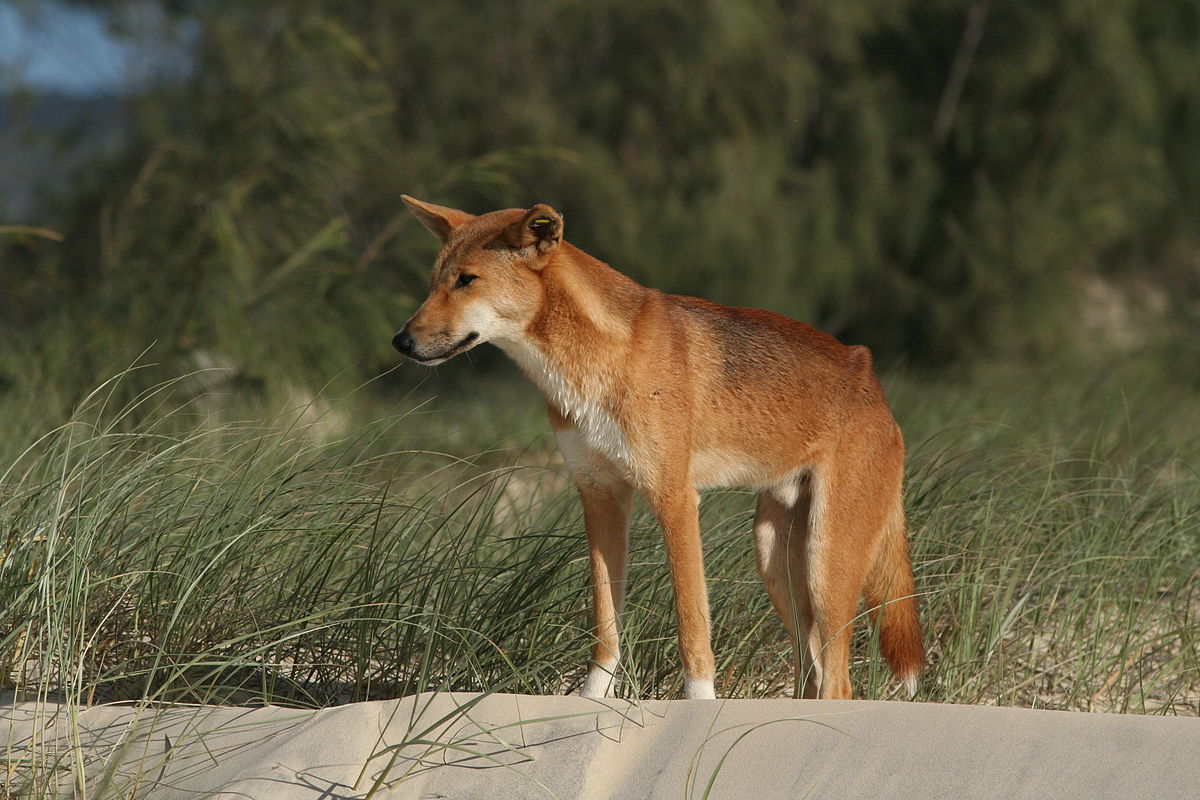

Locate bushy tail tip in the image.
[879,594,925,694]
[870,507,925,695]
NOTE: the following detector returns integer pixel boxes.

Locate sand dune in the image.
[4,693,1197,798]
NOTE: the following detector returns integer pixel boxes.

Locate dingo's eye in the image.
[454,273,478,289]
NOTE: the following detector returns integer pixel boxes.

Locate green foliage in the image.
[3,0,1198,398]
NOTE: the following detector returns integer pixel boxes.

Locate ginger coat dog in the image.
[393,197,923,700]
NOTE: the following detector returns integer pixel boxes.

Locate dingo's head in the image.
[392,196,563,365]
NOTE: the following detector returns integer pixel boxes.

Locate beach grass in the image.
[1,359,1197,723]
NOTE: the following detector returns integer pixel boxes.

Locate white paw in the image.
[579,664,617,698]
[684,675,716,700]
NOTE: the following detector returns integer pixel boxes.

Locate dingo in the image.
[393,197,923,700]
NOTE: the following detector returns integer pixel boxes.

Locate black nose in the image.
[392,329,415,355]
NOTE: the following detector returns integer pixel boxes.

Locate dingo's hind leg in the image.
[753,475,820,698]
[807,417,906,699]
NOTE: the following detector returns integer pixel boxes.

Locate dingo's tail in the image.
[867,503,924,696]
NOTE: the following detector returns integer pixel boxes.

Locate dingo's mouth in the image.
[409,331,480,364]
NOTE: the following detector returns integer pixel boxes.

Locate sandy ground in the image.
[3,693,1198,799]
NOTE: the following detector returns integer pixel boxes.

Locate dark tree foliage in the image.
[2,0,1197,392]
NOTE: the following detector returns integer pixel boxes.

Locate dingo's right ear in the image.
[401,195,474,243]
[499,204,563,257]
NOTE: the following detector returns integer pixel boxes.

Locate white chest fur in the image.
[499,339,631,466]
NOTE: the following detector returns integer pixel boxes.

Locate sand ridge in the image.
[4,693,1198,798]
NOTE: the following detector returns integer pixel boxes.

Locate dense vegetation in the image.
[3,0,1198,398]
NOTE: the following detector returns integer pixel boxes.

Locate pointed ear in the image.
[501,204,564,255]
[401,195,474,243]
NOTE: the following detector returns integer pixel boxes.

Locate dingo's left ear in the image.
[402,195,474,244]
[502,204,563,256]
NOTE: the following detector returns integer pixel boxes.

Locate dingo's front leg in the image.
[576,476,633,698]
[647,484,716,699]
[556,425,634,699]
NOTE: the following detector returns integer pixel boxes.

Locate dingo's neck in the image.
[494,249,644,463]
[504,246,642,384]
